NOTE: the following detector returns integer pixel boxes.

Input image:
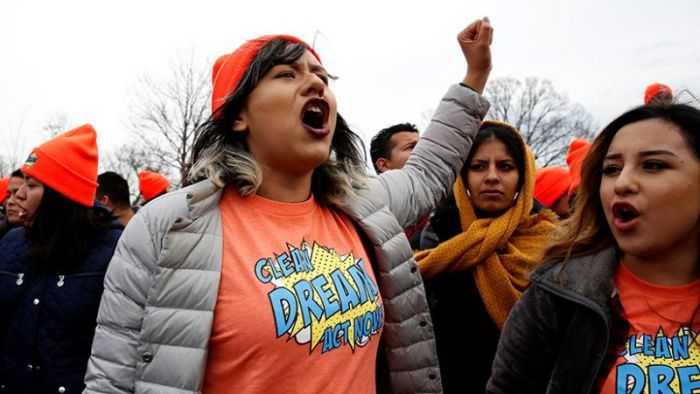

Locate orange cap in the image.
[0,177,9,202]
[534,167,571,208]
[211,35,321,116]
[21,124,99,206]
[138,171,169,202]
[644,83,672,105]
[565,138,592,199]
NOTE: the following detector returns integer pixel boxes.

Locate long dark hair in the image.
[189,39,367,206]
[545,104,700,262]
[26,186,113,264]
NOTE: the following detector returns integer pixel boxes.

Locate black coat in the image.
[0,219,121,394]
[486,247,623,393]
[418,195,545,393]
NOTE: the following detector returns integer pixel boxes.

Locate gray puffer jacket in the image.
[84,84,489,393]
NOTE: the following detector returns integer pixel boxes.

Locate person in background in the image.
[565,138,592,206]
[370,122,427,248]
[138,170,170,204]
[85,17,494,393]
[644,82,673,106]
[370,122,420,173]
[0,124,122,393]
[415,120,556,393]
[0,177,9,238]
[534,166,571,219]
[1,171,26,240]
[96,171,136,227]
[4,170,26,229]
[487,104,700,393]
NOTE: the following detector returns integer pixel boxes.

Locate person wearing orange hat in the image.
[534,166,572,218]
[644,82,673,106]
[138,170,170,203]
[0,124,122,393]
[0,177,9,206]
[566,138,592,206]
[0,170,26,240]
[0,177,9,239]
[86,17,495,393]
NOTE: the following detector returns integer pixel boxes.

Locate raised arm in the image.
[372,17,493,228]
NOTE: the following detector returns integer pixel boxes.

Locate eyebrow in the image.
[604,149,680,160]
[290,61,329,75]
[471,158,515,163]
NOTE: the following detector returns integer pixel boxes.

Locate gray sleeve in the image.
[84,213,158,393]
[370,84,489,229]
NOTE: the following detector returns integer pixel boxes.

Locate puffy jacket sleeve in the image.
[84,213,158,393]
[370,84,489,228]
[486,283,562,393]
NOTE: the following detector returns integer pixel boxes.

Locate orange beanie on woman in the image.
[211,35,320,115]
[21,124,99,207]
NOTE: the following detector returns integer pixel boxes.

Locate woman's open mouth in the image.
[612,202,640,231]
[301,99,330,137]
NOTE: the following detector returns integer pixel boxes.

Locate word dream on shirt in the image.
[255,241,384,354]
[615,328,699,394]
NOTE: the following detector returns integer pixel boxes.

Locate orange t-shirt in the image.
[600,262,700,394]
[203,188,384,393]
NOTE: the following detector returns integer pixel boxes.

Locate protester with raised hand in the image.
[85,17,493,393]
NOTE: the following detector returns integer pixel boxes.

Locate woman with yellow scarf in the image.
[415,120,556,393]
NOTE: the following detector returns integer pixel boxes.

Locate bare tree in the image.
[42,112,72,138]
[128,48,211,185]
[100,144,170,205]
[0,120,30,176]
[484,77,596,166]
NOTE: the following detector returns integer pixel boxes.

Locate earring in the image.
[466,189,472,198]
[512,192,519,203]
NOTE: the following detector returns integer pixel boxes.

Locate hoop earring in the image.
[512,192,519,203]
[466,189,472,198]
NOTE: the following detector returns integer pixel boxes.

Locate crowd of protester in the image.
[0,16,697,394]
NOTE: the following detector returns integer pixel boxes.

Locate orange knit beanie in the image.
[138,171,169,202]
[21,124,99,206]
[0,178,9,202]
[565,138,592,199]
[534,167,571,208]
[211,34,321,115]
[644,83,672,105]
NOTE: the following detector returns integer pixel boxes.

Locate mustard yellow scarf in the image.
[415,121,556,329]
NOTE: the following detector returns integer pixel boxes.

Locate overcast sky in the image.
[1,0,698,170]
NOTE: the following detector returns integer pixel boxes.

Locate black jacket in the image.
[0,216,122,394]
[418,195,545,393]
[486,247,623,393]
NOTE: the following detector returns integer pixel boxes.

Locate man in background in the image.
[97,171,135,227]
[370,122,426,249]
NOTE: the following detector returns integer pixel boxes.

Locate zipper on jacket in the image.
[535,279,610,393]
